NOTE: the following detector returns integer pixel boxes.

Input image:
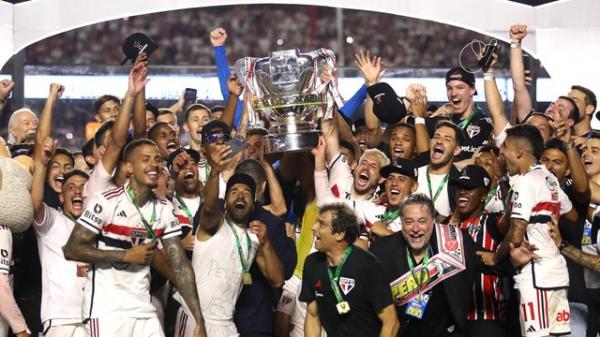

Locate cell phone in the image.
[184,88,197,105]
[477,40,498,69]
[225,136,249,160]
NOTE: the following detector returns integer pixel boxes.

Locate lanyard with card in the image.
[382,208,400,226]
[426,168,450,203]
[405,247,431,319]
[125,186,157,240]
[227,219,253,285]
[327,246,353,315]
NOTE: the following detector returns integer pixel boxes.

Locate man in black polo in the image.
[300,203,399,337]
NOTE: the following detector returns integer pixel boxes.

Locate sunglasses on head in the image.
[207,133,231,143]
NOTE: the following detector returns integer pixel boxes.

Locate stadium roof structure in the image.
[0,0,598,95]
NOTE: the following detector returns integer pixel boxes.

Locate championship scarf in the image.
[390,224,466,305]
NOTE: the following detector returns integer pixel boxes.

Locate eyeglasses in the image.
[206,133,231,143]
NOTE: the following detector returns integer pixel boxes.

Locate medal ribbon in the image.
[227,219,252,273]
[382,207,400,225]
[175,194,194,225]
[426,167,450,203]
[484,185,498,207]
[406,247,430,294]
[327,246,353,304]
[125,186,156,240]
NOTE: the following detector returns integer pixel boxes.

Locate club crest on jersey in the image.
[545,176,557,191]
[466,125,480,138]
[130,229,148,245]
[339,277,355,295]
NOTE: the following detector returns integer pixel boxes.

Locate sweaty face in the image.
[244,134,264,160]
[430,126,459,167]
[60,175,87,218]
[499,137,520,176]
[225,183,254,223]
[185,108,211,144]
[389,126,415,161]
[446,80,475,116]
[145,111,157,131]
[96,100,120,123]
[582,138,600,177]
[152,125,179,158]
[128,144,163,189]
[47,153,74,193]
[541,148,569,183]
[353,153,383,194]
[385,173,417,207]
[11,111,38,144]
[455,187,486,218]
[527,115,552,144]
[401,204,435,254]
[157,113,179,135]
[312,210,340,252]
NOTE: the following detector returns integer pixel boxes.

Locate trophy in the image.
[235,49,344,153]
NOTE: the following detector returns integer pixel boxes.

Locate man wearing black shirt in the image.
[299,203,399,337]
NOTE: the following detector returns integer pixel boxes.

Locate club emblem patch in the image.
[339,277,355,295]
[466,125,480,138]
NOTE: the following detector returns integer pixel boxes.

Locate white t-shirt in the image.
[77,182,181,319]
[355,200,402,238]
[511,164,573,289]
[33,205,87,323]
[0,226,12,278]
[416,165,451,217]
[173,195,201,234]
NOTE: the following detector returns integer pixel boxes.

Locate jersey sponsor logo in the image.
[280,294,294,305]
[117,210,127,217]
[466,125,481,138]
[339,277,355,295]
[94,204,103,214]
[545,176,557,192]
[460,145,479,154]
[0,249,7,258]
[556,310,570,322]
[83,210,102,225]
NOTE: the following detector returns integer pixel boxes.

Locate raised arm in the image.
[132,53,149,139]
[220,76,243,129]
[355,51,384,147]
[260,157,287,217]
[198,144,232,235]
[36,83,64,146]
[32,137,56,223]
[250,220,285,287]
[321,117,340,162]
[556,119,590,204]
[509,24,532,124]
[410,87,431,154]
[483,53,509,139]
[102,61,149,173]
[0,80,15,116]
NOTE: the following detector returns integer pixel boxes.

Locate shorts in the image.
[175,309,238,337]
[275,275,326,337]
[86,317,164,337]
[515,286,571,337]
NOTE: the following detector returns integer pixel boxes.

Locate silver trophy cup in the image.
[235,49,342,153]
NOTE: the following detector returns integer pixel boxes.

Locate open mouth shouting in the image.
[54,175,64,189]
[184,171,195,182]
[457,196,470,208]
[166,141,178,153]
[355,170,371,189]
[431,144,445,160]
[406,231,426,248]
[392,146,404,159]
[71,196,84,211]
[450,98,462,111]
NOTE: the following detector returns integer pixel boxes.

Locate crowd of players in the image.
[0,22,599,337]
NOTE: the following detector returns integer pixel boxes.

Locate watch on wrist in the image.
[558,240,570,252]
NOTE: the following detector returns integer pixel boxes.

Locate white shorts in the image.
[174,309,238,337]
[85,317,164,337]
[514,285,571,337]
[45,323,86,337]
[275,275,326,337]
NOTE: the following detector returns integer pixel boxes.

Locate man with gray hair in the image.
[7,108,38,146]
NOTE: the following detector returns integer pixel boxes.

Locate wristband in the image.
[414,117,425,125]
[510,39,521,49]
[558,240,570,252]
[483,70,495,81]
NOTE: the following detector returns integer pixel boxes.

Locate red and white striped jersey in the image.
[511,164,572,289]
[77,182,181,319]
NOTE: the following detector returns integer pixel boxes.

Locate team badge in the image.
[339,277,355,295]
[130,228,148,245]
[466,125,480,138]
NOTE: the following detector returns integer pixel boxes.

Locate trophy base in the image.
[263,131,320,153]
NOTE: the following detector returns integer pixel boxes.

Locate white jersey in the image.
[197,159,211,186]
[484,187,504,214]
[416,165,451,217]
[0,226,11,278]
[34,205,87,323]
[173,195,201,236]
[355,200,402,241]
[77,183,181,319]
[190,220,259,322]
[328,152,355,201]
[511,164,573,289]
[83,161,115,206]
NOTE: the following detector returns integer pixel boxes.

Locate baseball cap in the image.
[379,158,418,180]
[121,33,158,65]
[450,165,491,190]
[366,82,407,124]
[166,148,200,172]
[445,67,476,88]
[226,173,256,200]
[201,120,231,144]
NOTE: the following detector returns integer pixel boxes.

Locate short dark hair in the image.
[184,103,210,122]
[339,140,356,161]
[478,144,500,157]
[391,122,416,135]
[122,139,158,162]
[82,138,94,158]
[505,124,544,160]
[54,148,74,166]
[571,85,597,110]
[158,108,174,117]
[558,96,580,123]
[399,193,435,219]
[94,121,114,147]
[589,130,600,141]
[148,122,172,142]
[93,95,120,115]
[62,169,89,185]
[210,105,225,115]
[318,203,360,245]
[235,159,267,191]
[544,138,568,155]
[435,120,465,147]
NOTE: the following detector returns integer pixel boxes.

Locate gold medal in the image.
[243,272,253,285]
[336,301,351,314]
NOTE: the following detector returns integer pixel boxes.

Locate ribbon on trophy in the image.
[390,224,466,306]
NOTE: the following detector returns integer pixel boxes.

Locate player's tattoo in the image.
[163,236,206,331]
[63,224,124,263]
[562,245,600,273]
[495,218,527,263]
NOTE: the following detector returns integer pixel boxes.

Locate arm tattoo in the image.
[563,245,600,273]
[495,218,527,262]
[63,224,125,263]
[163,237,205,327]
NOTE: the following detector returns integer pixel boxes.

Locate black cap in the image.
[121,33,158,65]
[201,120,231,144]
[445,67,476,88]
[450,165,491,190]
[380,158,418,180]
[166,148,200,172]
[367,82,407,124]
[226,173,256,200]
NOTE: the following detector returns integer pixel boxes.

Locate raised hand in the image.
[509,242,539,267]
[49,83,65,99]
[227,76,243,97]
[310,135,326,160]
[123,241,157,265]
[210,27,228,47]
[249,220,269,246]
[134,51,148,67]
[354,50,384,86]
[207,144,233,174]
[509,24,528,41]
[128,61,150,96]
[40,137,58,166]
[0,79,15,100]
[479,50,499,73]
